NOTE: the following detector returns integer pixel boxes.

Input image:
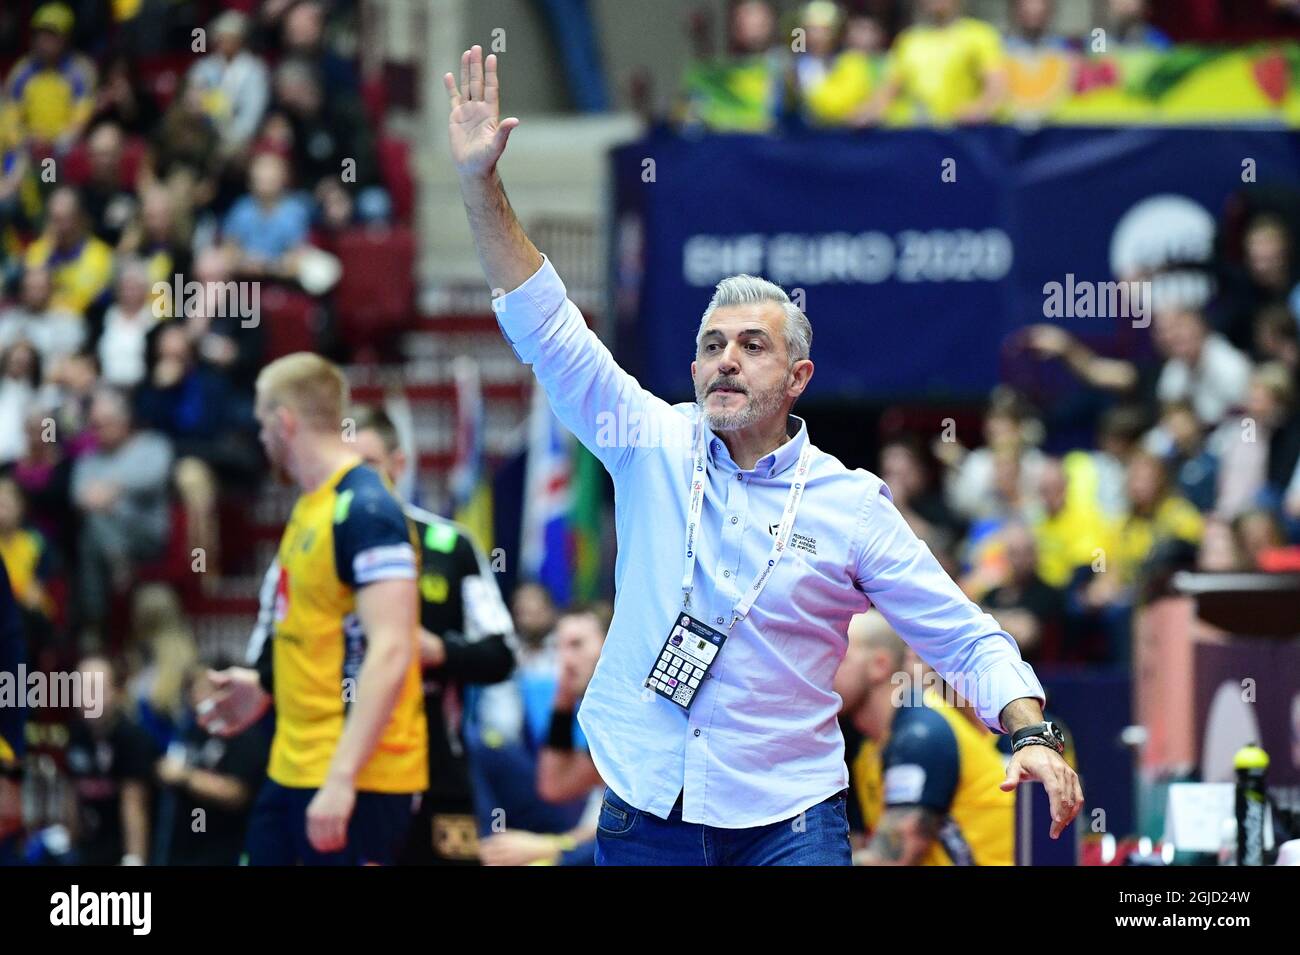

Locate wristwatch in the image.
[1010,721,1066,755]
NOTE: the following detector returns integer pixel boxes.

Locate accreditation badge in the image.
[644,614,728,710]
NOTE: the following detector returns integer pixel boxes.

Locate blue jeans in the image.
[594,787,851,866]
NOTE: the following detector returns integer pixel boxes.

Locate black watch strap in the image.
[1011,721,1064,754]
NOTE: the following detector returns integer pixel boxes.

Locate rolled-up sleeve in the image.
[494,254,683,475]
[852,482,1045,732]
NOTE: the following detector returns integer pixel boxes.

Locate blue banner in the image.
[610,127,1300,401]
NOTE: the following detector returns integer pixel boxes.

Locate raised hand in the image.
[445,44,519,181]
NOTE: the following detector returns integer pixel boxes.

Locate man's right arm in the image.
[446,45,682,474]
[444,45,540,297]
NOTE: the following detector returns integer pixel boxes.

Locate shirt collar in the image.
[702,413,809,479]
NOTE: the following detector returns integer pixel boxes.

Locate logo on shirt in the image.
[767,522,818,555]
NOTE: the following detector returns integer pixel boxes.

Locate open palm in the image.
[445,45,519,180]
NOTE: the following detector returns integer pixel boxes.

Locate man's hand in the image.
[479,829,562,866]
[419,629,447,668]
[1001,744,1083,839]
[306,775,356,854]
[79,481,119,512]
[1023,323,1075,359]
[196,667,271,738]
[445,45,519,182]
[156,755,190,787]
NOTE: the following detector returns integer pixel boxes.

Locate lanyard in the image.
[680,417,813,629]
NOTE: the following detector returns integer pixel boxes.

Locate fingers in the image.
[470,43,486,100]
[999,758,1024,792]
[1043,763,1081,839]
[1043,769,1067,839]
[469,44,484,101]
[307,811,346,854]
[484,53,500,107]
[450,45,498,106]
[494,117,520,154]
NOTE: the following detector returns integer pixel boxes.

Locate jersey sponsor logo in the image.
[353,543,417,584]
[882,763,927,804]
[424,522,458,553]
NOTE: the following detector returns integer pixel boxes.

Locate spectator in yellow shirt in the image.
[1031,456,1115,589]
[1113,450,1204,585]
[0,475,54,624]
[795,5,886,126]
[2,4,96,151]
[855,0,1007,126]
[24,187,115,316]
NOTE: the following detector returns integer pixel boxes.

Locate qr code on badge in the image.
[672,685,693,706]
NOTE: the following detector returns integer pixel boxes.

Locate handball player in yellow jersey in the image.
[199,353,427,864]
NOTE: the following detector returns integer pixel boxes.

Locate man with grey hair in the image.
[446,44,1081,865]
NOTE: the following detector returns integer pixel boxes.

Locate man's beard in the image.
[696,372,788,432]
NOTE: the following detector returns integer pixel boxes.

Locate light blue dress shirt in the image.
[496,254,1045,829]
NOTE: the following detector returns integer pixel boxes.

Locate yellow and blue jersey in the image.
[3,53,95,143]
[269,459,428,794]
[0,527,53,614]
[852,689,1014,865]
[23,233,114,315]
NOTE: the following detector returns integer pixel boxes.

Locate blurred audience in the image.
[858,0,1007,126]
[1105,0,1173,50]
[0,267,85,364]
[221,151,311,281]
[1004,0,1070,52]
[62,655,156,865]
[23,187,114,318]
[70,387,172,630]
[2,4,96,153]
[186,11,270,159]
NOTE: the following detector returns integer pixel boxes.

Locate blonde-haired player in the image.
[200,352,427,865]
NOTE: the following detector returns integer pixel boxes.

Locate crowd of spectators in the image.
[870,194,1300,668]
[679,0,1194,130]
[0,1,399,656]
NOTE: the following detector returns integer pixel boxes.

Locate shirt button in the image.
[693,729,701,737]
[736,474,743,481]
[715,617,724,624]
[723,570,730,577]
[730,516,738,524]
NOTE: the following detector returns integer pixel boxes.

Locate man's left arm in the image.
[308,578,417,853]
[308,481,421,854]
[853,484,1083,837]
[433,532,515,684]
